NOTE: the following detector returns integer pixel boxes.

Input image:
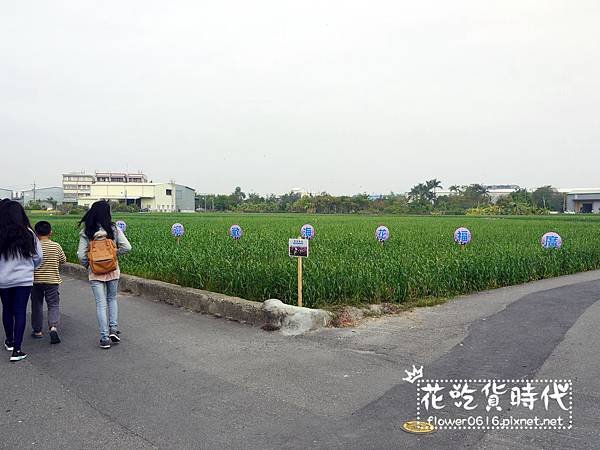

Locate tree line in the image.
[195,181,566,215]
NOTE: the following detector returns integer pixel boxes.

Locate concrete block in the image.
[61,263,331,333]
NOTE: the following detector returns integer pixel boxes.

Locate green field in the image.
[36,213,600,308]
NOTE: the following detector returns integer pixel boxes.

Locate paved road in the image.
[1,270,600,450]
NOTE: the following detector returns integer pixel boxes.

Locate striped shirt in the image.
[34,239,67,285]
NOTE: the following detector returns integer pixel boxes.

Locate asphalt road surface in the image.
[1,270,599,450]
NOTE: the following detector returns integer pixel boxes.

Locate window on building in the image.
[166,189,172,196]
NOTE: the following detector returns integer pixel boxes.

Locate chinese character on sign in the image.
[421,383,445,411]
[541,382,570,411]
[511,382,538,410]
[375,226,389,242]
[301,224,315,240]
[481,380,507,412]
[541,232,562,249]
[454,227,472,245]
[229,225,242,240]
[171,223,185,238]
[116,220,127,233]
[449,382,478,410]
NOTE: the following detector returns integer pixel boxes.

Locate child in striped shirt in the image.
[31,221,66,344]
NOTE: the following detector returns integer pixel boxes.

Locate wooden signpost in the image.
[289,238,309,307]
[297,255,303,307]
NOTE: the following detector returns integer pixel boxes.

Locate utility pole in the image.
[170,179,176,212]
[33,180,36,202]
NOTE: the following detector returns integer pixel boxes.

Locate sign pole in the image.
[297,256,303,307]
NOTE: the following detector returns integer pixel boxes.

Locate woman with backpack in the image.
[77,200,131,349]
[0,201,43,361]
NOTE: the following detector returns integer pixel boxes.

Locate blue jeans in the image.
[0,286,32,351]
[90,280,119,340]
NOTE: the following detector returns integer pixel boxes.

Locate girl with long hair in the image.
[77,200,131,349]
[0,200,43,361]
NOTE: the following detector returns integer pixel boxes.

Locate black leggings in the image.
[0,286,32,351]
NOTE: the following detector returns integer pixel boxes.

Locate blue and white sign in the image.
[541,232,562,249]
[229,224,243,240]
[301,224,315,240]
[375,225,390,242]
[454,227,472,246]
[171,223,185,238]
[115,220,127,233]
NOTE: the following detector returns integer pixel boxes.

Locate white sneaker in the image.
[10,350,27,362]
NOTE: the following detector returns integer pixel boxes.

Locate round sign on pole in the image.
[301,224,315,240]
[375,225,390,242]
[171,223,185,238]
[115,220,127,233]
[541,232,562,249]
[454,227,472,246]
[229,224,243,240]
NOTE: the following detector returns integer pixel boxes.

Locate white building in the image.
[62,171,149,204]
[435,184,521,203]
[77,182,196,212]
[62,172,96,204]
[0,188,12,200]
[291,187,310,197]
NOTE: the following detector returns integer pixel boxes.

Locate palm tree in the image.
[426,179,443,200]
[409,183,428,201]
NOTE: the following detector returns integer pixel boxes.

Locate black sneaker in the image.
[109,329,121,343]
[10,350,27,362]
[50,329,61,345]
[99,338,111,349]
[4,340,14,352]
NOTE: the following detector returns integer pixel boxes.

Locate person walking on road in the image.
[0,201,43,362]
[31,221,67,344]
[77,200,131,349]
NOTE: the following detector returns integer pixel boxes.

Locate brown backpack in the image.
[88,237,118,274]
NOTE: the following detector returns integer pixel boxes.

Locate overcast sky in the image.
[1,1,599,195]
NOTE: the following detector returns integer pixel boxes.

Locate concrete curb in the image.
[61,263,333,332]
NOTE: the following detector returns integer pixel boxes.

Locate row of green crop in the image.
[40,213,600,307]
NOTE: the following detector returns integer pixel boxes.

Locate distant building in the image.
[78,182,196,212]
[0,188,12,200]
[62,171,149,204]
[19,187,64,209]
[484,185,522,202]
[291,187,310,197]
[62,172,96,204]
[566,189,600,214]
[436,185,521,203]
